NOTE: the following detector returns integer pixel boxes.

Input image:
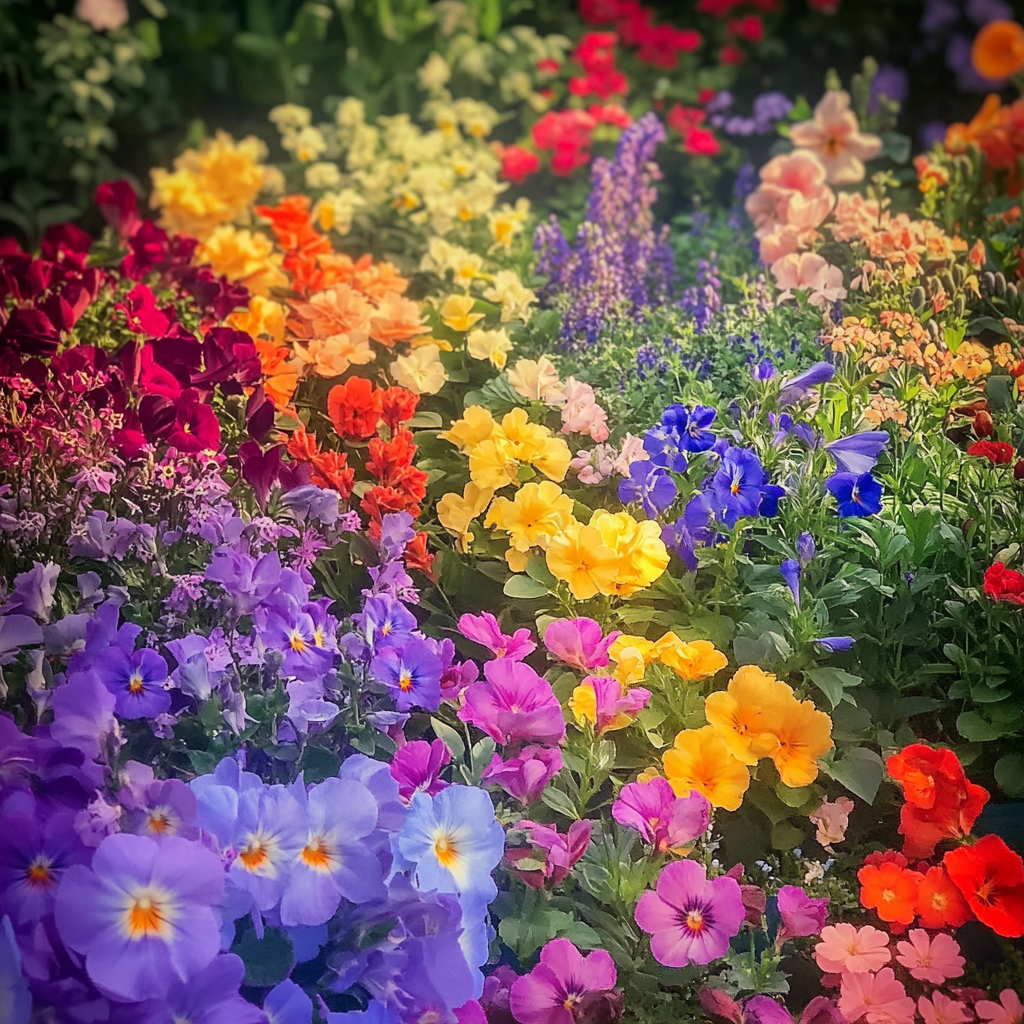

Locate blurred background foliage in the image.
[2,0,1023,238]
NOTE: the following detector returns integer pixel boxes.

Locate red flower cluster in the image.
[857,850,971,932]
[887,744,989,858]
[578,1,704,69]
[286,426,355,499]
[697,0,779,18]
[570,32,628,99]
[532,109,598,175]
[499,145,542,184]
[328,377,384,441]
[254,195,332,294]
[944,834,1024,938]
[983,562,1024,605]
[362,425,429,529]
[967,439,1017,464]
[667,104,721,156]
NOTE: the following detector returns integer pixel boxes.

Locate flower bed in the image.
[2,3,1024,1024]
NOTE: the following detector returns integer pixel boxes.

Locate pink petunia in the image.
[458,611,536,661]
[976,991,1024,1024]
[918,994,971,1024]
[838,969,915,1024]
[776,885,830,943]
[542,617,621,672]
[894,929,964,985]
[815,923,890,974]
[510,938,617,1024]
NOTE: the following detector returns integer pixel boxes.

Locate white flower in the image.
[392,344,448,395]
[466,328,512,369]
[418,52,452,92]
[304,162,343,190]
[269,104,312,131]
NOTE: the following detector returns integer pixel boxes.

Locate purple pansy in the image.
[481,746,564,807]
[389,739,452,803]
[93,647,172,719]
[509,938,617,1024]
[458,659,566,747]
[826,471,883,517]
[612,779,710,852]
[370,637,442,712]
[137,953,266,1024]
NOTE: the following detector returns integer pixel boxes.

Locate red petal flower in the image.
[944,835,1024,938]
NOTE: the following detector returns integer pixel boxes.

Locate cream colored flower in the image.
[269,104,312,131]
[304,162,343,190]
[391,344,448,395]
[467,327,513,369]
[507,356,563,402]
[418,52,452,92]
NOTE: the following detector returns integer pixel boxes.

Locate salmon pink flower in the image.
[814,922,890,974]
[895,929,964,984]
[808,795,854,848]
[789,89,882,184]
[976,990,1024,1024]
[838,969,914,1024]
[635,858,745,967]
[771,252,846,306]
[943,834,1024,938]
[510,938,617,1024]
[919,994,971,1024]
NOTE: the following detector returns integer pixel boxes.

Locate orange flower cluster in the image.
[856,744,1024,940]
[946,93,1024,195]
[824,312,993,384]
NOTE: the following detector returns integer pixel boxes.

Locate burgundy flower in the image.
[238,441,283,507]
[115,284,171,336]
[167,389,221,453]
[95,179,141,238]
[0,308,60,356]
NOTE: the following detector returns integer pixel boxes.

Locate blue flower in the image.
[825,431,889,475]
[826,472,883,517]
[662,493,715,570]
[92,647,171,720]
[661,403,718,453]
[780,559,801,609]
[758,484,787,517]
[814,637,855,652]
[643,426,688,472]
[797,532,816,567]
[618,462,678,518]
[777,362,835,406]
[370,637,442,712]
[264,979,313,1024]
[710,447,767,526]
[397,786,505,902]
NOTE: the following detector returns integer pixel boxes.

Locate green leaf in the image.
[525,555,557,587]
[821,747,884,804]
[540,785,580,819]
[995,754,1024,798]
[957,711,1011,743]
[406,411,443,428]
[805,667,862,709]
[233,927,294,987]
[879,131,911,164]
[503,575,548,599]
[771,822,805,850]
[430,717,466,760]
[301,745,341,784]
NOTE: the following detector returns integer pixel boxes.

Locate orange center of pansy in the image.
[146,810,172,835]
[26,857,54,887]
[290,633,306,653]
[301,837,333,871]
[128,674,145,694]
[685,909,705,933]
[434,834,459,869]
[239,840,269,871]
[399,672,414,692]
[123,889,173,940]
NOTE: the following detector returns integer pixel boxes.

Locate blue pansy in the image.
[826,471,883,517]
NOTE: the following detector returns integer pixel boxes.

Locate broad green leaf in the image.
[503,575,548,599]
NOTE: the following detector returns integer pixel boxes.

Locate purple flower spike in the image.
[635,859,745,967]
[390,739,452,804]
[542,617,620,672]
[510,938,617,1024]
[458,611,536,662]
[775,885,830,943]
[54,832,225,1002]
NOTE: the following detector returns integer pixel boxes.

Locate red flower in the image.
[404,531,436,580]
[327,376,382,440]
[167,389,221,453]
[579,0,623,25]
[1014,459,1024,480]
[944,835,1024,938]
[983,562,1024,605]
[861,849,908,870]
[858,860,923,926]
[967,440,1016,464]
[697,0,741,17]
[916,865,973,929]
[729,15,765,44]
[682,127,722,156]
[698,88,718,105]
[886,744,989,858]
[95,179,141,239]
[568,69,628,99]
[310,450,354,499]
[499,145,541,185]
[587,103,632,127]
[719,43,746,65]
[380,386,419,433]
[361,485,422,536]
[536,58,561,73]
[666,105,706,133]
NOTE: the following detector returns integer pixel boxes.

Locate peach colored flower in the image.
[507,357,563,403]
[75,0,129,31]
[745,150,833,235]
[831,192,882,242]
[918,994,970,1024]
[815,923,890,974]
[894,930,964,985]
[293,333,375,378]
[789,89,882,185]
[559,377,609,442]
[808,795,854,848]
[771,252,847,306]
[760,226,804,265]
[976,990,1024,1024]
[370,292,430,348]
[839,969,915,1024]
[613,434,648,476]
[289,284,372,342]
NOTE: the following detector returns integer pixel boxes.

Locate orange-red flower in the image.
[327,377,382,440]
[886,744,989,858]
[972,20,1024,81]
[404,531,436,580]
[944,834,1024,938]
[984,562,1024,605]
[380,386,419,433]
[310,450,354,499]
[916,865,973,930]
[858,859,924,927]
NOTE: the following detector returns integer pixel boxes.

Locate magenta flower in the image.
[53,832,224,1002]
[505,820,591,890]
[775,885,830,944]
[389,739,452,803]
[458,612,536,661]
[510,938,618,1024]
[635,859,745,967]
[481,745,564,807]
[575,675,651,734]
[166,389,221,453]
[542,617,621,672]
[458,659,566,747]
[612,778,710,852]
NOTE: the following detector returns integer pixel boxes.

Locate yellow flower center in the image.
[123,887,174,940]
[290,632,306,653]
[128,673,145,694]
[399,671,414,692]
[685,909,705,933]
[434,833,459,869]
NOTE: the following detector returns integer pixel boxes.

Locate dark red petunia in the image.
[167,388,221,453]
[983,562,1024,606]
[95,179,141,239]
[886,744,989,858]
[967,440,1016,464]
[944,834,1024,938]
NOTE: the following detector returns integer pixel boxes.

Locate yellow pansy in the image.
[467,327,513,369]
[704,666,795,766]
[662,726,751,811]
[439,405,496,452]
[440,294,485,332]
[196,226,287,297]
[546,521,619,601]
[468,437,519,490]
[228,295,286,345]
[484,481,574,554]
[658,638,729,682]
[437,483,494,552]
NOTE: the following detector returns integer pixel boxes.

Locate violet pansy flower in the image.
[458,611,536,661]
[510,938,617,1024]
[542,617,620,672]
[390,739,452,804]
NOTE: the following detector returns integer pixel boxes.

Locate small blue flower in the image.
[825,431,889,476]
[826,472,883,517]
[643,425,688,472]
[777,362,835,406]
[780,559,802,609]
[797,532,816,567]
[618,462,678,518]
[711,447,767,526]
[814,637,855,652]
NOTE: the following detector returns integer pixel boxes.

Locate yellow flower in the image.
[704,666,795,766]
[484,481,574,553]
[437,482,494,552]
[228,295,286,344]
[609,634,658,686]
[657,639,729,682]
[505,546,530,572]
[468,437,519,490]
[467,327,513,369]
[590,511,669,595]
[195,226,287,297]
[770,700,833,788]
[439,405,496,452]
[488,199,530,248]
[150,131,268,240]
[637,766,663,784]
[529,436,572,483]
[546,521,619,601]
[499,408,550,458]
[662,726,751,811]
[391,344,448,396]
[567,683,598,727]
[440,294,485,332]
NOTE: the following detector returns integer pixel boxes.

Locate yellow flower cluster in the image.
[150,131,270,240]
[662,666,834,811]
[609,633,729,686]
[196,226,287,297]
